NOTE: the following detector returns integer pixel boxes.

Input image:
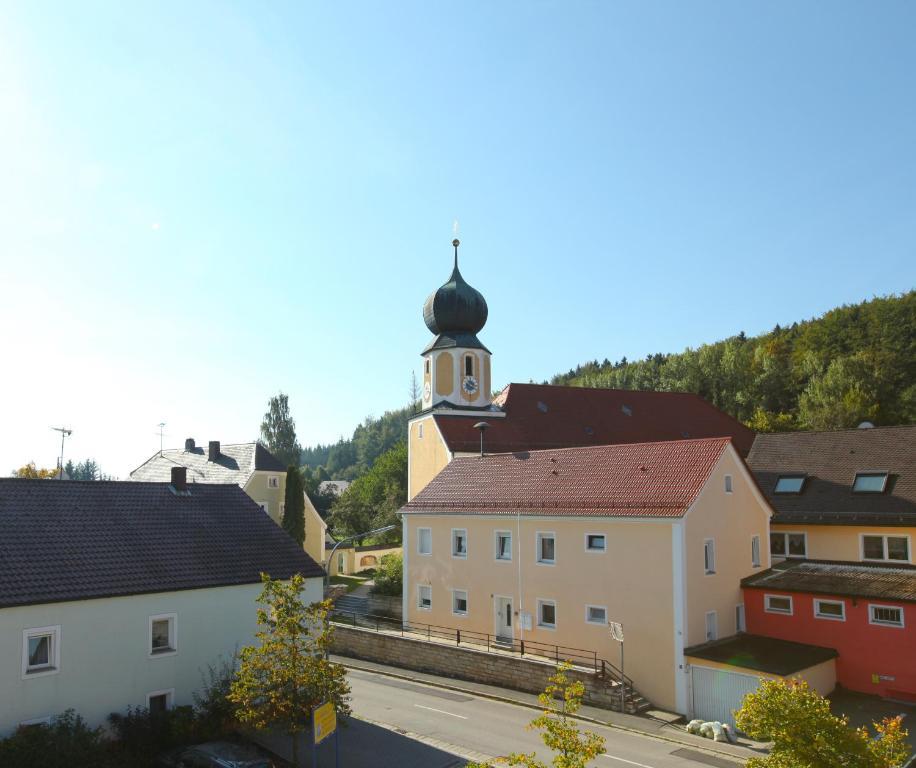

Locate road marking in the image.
[413,703,468,719]
[601,754,656,768]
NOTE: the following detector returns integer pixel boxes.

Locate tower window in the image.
[465,356,473,376]
[425,360,430,375]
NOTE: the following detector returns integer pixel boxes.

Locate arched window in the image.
[465,355,473,376]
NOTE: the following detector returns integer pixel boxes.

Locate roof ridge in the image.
[450,435,731,460]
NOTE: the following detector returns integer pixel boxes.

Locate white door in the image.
[690,664,762,728]
[495,596,513,640]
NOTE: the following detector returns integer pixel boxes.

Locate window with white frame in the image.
[417,527,432,556]
[452,590,468,616]
[537,532,556,564]
[704,539,716,574]
[537,599,556,628]
[417,585,432,610]
[735,604,746,632]
[869,604,904,627]
[149,613,177,656]
[814,599,845,621]
[267,475,280,489]
[770,532,807,558]
[147,690,174,715]
[279,503,286,517]
[765,594,793,614]
[258,501,269,514]
[585,533,606,552]
[495,531,512,561]
[21,626,61,678]
[724,475,733,493]
[705,611,718,641]
[585,605,607,625]
[862,534,909,563]
[752,535,761,568]
[452,528,468,558]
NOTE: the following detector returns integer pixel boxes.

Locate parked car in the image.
[157,741,274,768]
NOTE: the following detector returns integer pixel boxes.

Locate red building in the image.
[743,560,916,701]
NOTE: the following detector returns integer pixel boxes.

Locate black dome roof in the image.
[423,241,488,336]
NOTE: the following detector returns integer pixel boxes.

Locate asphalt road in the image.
[335,667,742,768]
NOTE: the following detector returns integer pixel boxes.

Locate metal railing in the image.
[330,608,637,695]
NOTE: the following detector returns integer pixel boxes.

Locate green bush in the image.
[370,552,403,597]
[193,653,239,739]
[108,705,197,765]
[0,710,114,768]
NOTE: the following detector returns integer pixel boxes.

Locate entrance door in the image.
[690,664,761,728]
[495,596,513,641]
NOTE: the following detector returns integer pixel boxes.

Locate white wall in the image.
[0,578,323,736]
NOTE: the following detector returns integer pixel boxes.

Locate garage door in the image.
[691,665,762,728]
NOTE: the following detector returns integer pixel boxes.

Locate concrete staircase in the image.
[334,594,369,615]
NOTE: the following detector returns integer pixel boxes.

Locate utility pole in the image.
[51,426,72,480]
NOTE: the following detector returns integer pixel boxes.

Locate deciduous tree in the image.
[260,392,303,468]
[11,462,59,479]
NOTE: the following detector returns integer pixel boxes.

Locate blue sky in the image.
[1,1,914,477]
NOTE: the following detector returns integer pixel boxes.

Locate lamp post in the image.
[324,524,398,590]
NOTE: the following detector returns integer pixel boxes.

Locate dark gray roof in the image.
[685,634,838,676]
[0,479,323,609]
[130,442,286,486]
[742,560,916,603]
[747,426,916,525]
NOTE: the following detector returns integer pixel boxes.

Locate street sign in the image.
[314,701,337,745]
[609,621,624,642]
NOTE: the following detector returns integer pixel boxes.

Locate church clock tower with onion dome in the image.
[420,238,491,410]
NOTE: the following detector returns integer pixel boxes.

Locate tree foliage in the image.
[11,462,59,478]
[468,663,605,768]
[260,392,303,468]
[282,466,306,546]
[370,552,403,596]
[327,442,406,544]
[735,678,909,768]
[63,458,110,481]
[228,574,350,766]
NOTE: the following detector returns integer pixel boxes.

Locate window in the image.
[814,600,846,621]
[585,534,606,552]
[22,626,60,678]
[418,423,423,439]
[853,472,889,494]
[770,532,807,558]
[774,475,806,494]
[751,536,761,568]
[537,600,556,629]
[267,475,280,489]
[147,690,174,715]
[862,534,909,562]
[869,604,904,628]
[705,611,718,641]
[585,605,607,625]
[704,539,716,574]
[495,531,512,561]
[279,503,286,517]
[452,590,468,616]
[465,355,474,376]
[724,475,733,493]
[418,585,432,610]
[736,604,746,632]
[425,360,430,374]
[537,532,556,564]
[417,527,432,556]
[765,595,793,615]
[258,501,269,514]
[452,528,468,558]
[149,613,177,656]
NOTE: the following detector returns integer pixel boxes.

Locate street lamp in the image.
[324,524,398,590]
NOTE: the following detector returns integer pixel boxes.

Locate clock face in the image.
[462,375,478,395]
[423,382,431,400]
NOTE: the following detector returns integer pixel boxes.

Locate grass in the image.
[330,574,368,593]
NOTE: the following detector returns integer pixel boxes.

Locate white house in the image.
[0,468,324,736]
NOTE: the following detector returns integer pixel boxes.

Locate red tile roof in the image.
[432,383,755,457]
[402,437,731,516]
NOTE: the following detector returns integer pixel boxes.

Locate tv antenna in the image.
[51,426,72,480]
[156,422,167,455]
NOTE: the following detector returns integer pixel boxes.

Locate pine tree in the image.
[260,392,303,467]
[282,466,306,547]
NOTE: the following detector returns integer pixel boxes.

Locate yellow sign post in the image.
[314,701,337,744]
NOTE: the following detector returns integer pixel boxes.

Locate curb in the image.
[337,657,753,764]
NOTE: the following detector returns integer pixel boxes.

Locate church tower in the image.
[420,239,491,410]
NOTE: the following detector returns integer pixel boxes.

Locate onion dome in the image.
[423,239,488,336]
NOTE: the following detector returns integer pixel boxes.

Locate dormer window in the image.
[774,475,806,494]
[853,472,889,494]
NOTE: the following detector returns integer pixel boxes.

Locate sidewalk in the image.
[333,653,768,763]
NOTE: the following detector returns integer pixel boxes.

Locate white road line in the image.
[601,754,657,768]
[413,703,468,719]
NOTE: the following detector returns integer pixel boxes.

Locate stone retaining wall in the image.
[331,623,623,710]
[366,594,402,619]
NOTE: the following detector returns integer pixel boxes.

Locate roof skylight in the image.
[853,472,888,494]
[774,475,806,494]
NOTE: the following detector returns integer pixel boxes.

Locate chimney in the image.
[184,438,196,451]
[171,466,187,492]
[208,441,220,462]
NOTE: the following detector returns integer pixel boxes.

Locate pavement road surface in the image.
[315,666,744,768]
